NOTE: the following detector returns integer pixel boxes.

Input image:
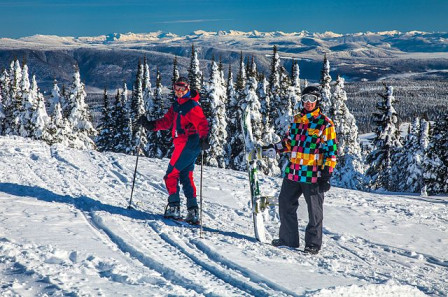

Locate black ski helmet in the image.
[175,76,190,87]
[301,86,321,99]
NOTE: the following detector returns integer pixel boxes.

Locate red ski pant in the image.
[164,134,200,209]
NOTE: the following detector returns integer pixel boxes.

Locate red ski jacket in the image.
[154,90,209,142]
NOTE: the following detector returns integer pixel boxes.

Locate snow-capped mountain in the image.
[0,135,446,296]
[0,30,447,91]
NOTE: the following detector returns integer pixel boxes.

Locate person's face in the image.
[301,94,319,111]
[174,83,189,98]
[304,101,317,111]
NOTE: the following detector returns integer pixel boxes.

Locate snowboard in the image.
[241,107,268,242]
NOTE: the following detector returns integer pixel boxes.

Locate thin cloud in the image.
[155,18,232,24]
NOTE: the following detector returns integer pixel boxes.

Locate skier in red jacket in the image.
[138,77,210,224]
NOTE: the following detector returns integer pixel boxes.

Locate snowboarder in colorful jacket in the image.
[138,77,210,224]
[263,85,337,254]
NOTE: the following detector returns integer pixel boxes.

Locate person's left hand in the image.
[200,137,210,151]
[318,166,332,192]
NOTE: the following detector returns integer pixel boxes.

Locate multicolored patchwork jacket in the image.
[274,107,338,184]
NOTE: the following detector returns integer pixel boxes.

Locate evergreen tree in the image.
[131,60,147,153]
[391,117,426,193]
[291,60,302,113]
[171,56,180,98]
[46,102,73,146]
[31,91,50,142]
[48,80,63,116]
[19,72,37,138]
[419,119,431,196]
[65,65,97,150]
[154,69,172,158]
[118,83,134,153]
[366,85,401,191]
[204,61,227,168]
[0,69,10,135]
[188,44,202,92]
[0,83,5,135]
[330,76,365,190]
[96,88,114,152]
[423,113,448,194]
[228,53,246,170]
[9,59,23,135]
[320,54,332,114]
[225,65,236,167]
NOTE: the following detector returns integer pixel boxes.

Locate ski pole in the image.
[128,127,142,209]
[128,147,140,209]
[200,150,204,238]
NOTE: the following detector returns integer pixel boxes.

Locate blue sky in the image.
[1,0,447,37]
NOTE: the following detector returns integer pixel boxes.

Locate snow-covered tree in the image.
[171,56,180,98]
[291,60,302,113]
[153,69,172,158]
[0,69,10,135]
[19,72,38,138]
[320,54,332,114]
[96,88,115,152]
[130,60,147,153]
[366,85,401,191]
[65,65,97,150]
[330,76,365,190]
[142,57,153,113]
[419,119,431,196]
[188,44,202,92]
[48,80,64,116]
[228,53,246,170]
[31,91,50,141]
[9,59,23,134]
[46,102,73,146]
[204,61,227,168]
[423,113,448,194]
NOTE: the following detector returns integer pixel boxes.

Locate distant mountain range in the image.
[0,30,447,92]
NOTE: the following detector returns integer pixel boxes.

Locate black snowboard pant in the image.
[278,178,324,248]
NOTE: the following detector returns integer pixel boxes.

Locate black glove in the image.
[137,115,155,131]
[200,137,210,151]
[261,144,276,159]
[318,166,332,193]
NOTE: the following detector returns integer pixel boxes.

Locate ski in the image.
[165,217,201,228]
[241,107,268,243]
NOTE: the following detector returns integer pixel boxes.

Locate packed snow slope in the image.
[0,136,447,296]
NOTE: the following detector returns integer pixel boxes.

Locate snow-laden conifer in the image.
[0,69,10,135]
[204,61,227,168]
[96,89,115,152]
[423,113,448,194]
[330,76,365,190]
[320,54,332,114]
[10,59,23,135]
[188,44,202,92]
[228,53,246,170]
[154,69,172,158]
[19,72,38,138]
[48,80,64,116]
[171,56,180,98]
[47,102,73,146]
[131,60,147,153]
[65,66,96,150]
[366,85,401,191]
[31,91,50,141]
[291,61,302,113]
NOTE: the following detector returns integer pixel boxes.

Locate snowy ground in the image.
[0,136,446,296]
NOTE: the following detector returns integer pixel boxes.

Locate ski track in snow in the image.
[0,136,447,296]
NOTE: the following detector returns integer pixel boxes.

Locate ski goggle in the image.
[174,82,189,91]
[301,94,319,103]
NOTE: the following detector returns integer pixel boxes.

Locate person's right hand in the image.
[137,115,155,130]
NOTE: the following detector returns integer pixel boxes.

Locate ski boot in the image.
[164,204,181,220]
[185,207,200,225]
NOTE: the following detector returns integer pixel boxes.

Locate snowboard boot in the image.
[185,207,200,225]
[164,204,181,220]
[271,239,288,247]
[304,245,320,255]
